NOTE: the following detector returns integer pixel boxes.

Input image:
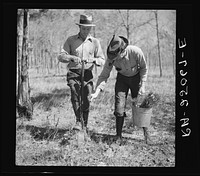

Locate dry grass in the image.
[16,67,175,166]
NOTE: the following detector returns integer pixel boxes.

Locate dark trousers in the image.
[67,70,93,126]
[114,72,140,117]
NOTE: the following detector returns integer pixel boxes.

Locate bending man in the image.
[91,35,152,144]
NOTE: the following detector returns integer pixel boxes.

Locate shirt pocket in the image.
[129,58,138,73]
[123,59,132,71]
[87,51,94,62]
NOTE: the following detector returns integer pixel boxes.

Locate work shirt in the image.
[60,33,105,70]
[96,45,148,90]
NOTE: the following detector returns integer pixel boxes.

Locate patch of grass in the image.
[16,69,175,166]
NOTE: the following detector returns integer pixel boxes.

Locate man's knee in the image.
[114,98,126,117]
[114,111,126,118]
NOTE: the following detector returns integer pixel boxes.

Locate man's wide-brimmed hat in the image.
[76,14,96,27]
[107,35,128,60]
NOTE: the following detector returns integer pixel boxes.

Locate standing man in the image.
[58,14,105,131]
[91,35,151,144]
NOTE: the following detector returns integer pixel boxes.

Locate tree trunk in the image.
[126,10,130,42]
[17,9,23,105]
[154,11,162,77]
[17,9,33,119]
[118,10,130,42]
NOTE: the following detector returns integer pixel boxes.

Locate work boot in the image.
[83,111,92,142]
[143,127,154,145]
[83,111,89,128]
[115,116,125,145]
[73,106,82,130]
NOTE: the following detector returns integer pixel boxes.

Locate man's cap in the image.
[76,14,96,27]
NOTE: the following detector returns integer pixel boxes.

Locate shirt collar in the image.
[77,33,93,42]
[118,49,127,60]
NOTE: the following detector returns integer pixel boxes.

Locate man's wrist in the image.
[71,56,79,62]
[96,87,101,93]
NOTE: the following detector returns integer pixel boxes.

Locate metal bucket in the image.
[132,105,152,127]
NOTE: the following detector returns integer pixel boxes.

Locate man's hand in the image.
[90,93,98,102]
[138,82,145,95]
[90,88,101,102]
[70,56,81,63]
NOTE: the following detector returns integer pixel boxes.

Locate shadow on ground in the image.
[19,124,73,141]
[89,131,143,145]
[17,122,169,148]
[89,131,169,147]
[31,88,71,111]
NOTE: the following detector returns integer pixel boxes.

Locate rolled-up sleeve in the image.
[63,38,71,54]
[57,38,72,63]
[137,49,148,82]
[95,59,113,90]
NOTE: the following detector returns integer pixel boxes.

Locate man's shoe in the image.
[116,136,123,145]
[110,135,123,145]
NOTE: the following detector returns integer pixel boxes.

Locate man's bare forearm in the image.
[58,53,80,63]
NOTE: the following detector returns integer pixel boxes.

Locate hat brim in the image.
[107,36,128,60]
[76,23,96,27]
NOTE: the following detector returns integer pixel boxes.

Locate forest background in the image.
[27,9,176,77]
